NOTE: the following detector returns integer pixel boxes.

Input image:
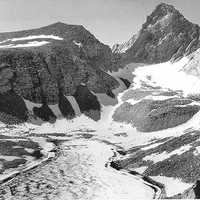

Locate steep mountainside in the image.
[0,22,119,123]
[113,3,200,64]
[112,34,137,54]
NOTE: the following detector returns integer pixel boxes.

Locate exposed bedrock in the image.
[113,3,200,64]
[0,22,120,124]
[0,90,28,124]
[58,92,75,119]
[119,77,131,89]
[113,98,200,132]
[73,85,101,121]
[33,104,56,123]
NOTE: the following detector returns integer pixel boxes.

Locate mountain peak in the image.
[142,2,182,30]
[114,3,200,64]
[151,2,181,18]
[155,2,177,13]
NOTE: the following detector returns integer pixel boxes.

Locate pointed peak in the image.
[141,3,182,30]
[156,3,175,10]
[153,2,180,16]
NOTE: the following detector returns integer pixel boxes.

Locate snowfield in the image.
[151,176,193,197]
[133,56,200,96]
[0,139,155,200]
[0,34,63,44]
[2,54,200,198]
[0,34,64,48]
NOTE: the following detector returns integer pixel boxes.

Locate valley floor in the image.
[0,136,155,200]
[2,59,200,199]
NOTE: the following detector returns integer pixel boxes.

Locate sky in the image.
[0,0,200,47]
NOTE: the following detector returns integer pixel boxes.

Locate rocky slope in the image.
[0,22,119,123]
[113,3,200,64]
[112,35,137,54]
[113,98,200,132]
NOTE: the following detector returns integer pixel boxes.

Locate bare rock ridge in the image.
[113,3,200,64]
[0,22,119,123]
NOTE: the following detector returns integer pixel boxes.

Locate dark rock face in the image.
[73,85,101,121]
[58,93,75,119]
[119,77,131,89]
[113,98,200,132]
[114,3,200,64]
[0,22,119,72]
[33,104,56,123]
[0,22,120,124]
[0,91,28,124]
[0,23,120,101]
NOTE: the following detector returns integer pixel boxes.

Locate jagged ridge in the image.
[113,3,200,64]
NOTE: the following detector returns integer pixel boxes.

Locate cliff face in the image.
[113,3,200,64]
[0,22,119,123]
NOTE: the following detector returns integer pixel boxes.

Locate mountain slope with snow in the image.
[0,22,121,124]
[113,3,200,65]
[2,3,200,200]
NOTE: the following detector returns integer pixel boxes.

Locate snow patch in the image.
[194,146,200,156]
[109,63,145,83]
[24,99,42,111]
[49,104,63,118]
[133,166,148,174]
[141,141,165,151]
[0,35,63,44]
[73,40,83,48]
[0,41,50,48]
[0,156,21,161]
[65,95,81,116]
[151,176,192,197]
[143,145,192,163]
[29,137,54,156]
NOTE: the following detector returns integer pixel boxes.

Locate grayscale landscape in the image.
[1,0,200,199]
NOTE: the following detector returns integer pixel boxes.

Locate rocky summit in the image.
[113,3,200,64]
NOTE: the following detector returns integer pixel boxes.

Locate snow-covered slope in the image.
[133,56,200,96]
[2,45,200,198]
[112,34,138,54]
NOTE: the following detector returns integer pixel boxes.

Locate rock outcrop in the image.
[0,22,119,123]
[73,85,101,121]
[0,91,28,124]
[33,104,56,123]
[113,98,200,132]
[58,93,75,119]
